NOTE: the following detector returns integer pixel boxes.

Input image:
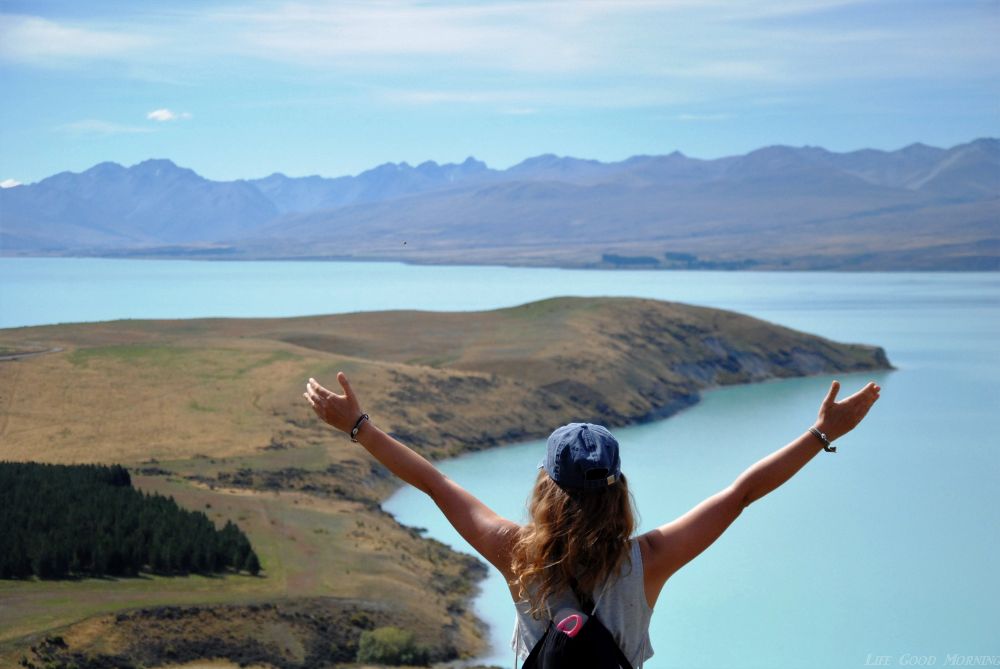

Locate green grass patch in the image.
[404,354,457,368]
[68,344,189,368]
[68,345,302,383]
[232,350,301,377]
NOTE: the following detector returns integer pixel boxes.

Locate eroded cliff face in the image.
[257,296,890,457]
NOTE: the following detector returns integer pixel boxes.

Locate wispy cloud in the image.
[378,85,696,110]
[3,1,997,82]
[0,179,22,189]
[674,113,734,122]
[212,2,604,73]
[0,14,153,64]
[56,120,153,136]
[147,109,192,122]
[4,1,998,118]
[201,1,998,83]
[380,89,533,105]
[657,61,785,82]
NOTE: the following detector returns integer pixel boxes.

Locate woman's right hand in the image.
[303,372,365,435]
[814,380,881,441]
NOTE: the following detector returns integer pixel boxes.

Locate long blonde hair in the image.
[510,470,637,617]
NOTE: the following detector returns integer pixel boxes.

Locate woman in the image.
[304,373,880,668]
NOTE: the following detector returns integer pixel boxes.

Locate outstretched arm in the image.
[304,373,518,576]
[640,380,881,604]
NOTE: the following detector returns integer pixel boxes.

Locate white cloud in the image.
[208,0,982,82]
[0,179,22,188]
[218,2,600,73]
[56,120,153,135]
[0,14,152,64]
[146,109,192,122]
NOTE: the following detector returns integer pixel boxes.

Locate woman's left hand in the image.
[303,372,364,435]
[814,380,881,442]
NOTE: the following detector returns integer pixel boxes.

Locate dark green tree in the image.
[0,461,258,580]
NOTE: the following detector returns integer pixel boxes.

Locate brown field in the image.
[0,296,890,667]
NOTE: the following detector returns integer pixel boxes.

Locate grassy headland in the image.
[0,297,891,668]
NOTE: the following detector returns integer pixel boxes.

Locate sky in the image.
[1,0,998,185]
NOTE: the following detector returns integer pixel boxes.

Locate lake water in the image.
[2,258,998,668]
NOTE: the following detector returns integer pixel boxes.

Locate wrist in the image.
[808,425,837,453]
[812,419,841,441]
[356,418,376,441]
[350,412,371,442]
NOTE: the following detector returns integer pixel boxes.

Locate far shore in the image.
[3,250,997,271]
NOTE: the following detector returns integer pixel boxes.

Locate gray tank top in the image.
[510,537,655,667]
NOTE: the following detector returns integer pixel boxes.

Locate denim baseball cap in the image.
[539,423,622,490]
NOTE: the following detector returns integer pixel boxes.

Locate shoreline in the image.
[3,251,997,272]
[377,364,898,665]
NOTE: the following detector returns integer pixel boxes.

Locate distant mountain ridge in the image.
[250,156,492,214]
[2,139,997,270]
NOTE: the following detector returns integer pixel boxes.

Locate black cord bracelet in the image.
[350,413,370,443]
[809,426,836,453]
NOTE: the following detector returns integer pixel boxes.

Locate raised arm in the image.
[639,380,881,606]
[304,372,519,576]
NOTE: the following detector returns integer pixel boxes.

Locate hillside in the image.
[0,296,890,463]
[0,297,891,668]
[1,139,996,270]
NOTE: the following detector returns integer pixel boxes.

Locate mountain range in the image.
[2,138,997,270]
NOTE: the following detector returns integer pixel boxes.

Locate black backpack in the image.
[521,607,633,669]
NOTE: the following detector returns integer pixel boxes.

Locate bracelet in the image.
[809,426,836,453]
[350,413,370,442]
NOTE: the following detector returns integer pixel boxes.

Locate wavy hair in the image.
[510,469,637,618]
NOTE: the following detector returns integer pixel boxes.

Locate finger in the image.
[302,392,317,409]
[308,378,334,399]
[844,387,873,407]
[856,389,879,412]
[823,380,840,407]
[337,372,356,401]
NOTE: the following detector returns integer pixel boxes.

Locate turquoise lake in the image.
[1,258,998,668]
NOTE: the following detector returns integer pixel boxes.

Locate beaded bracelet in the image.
[809,426,836,453]
[350,413,370,443]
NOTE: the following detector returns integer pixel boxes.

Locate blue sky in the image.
[1,0,997,185]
